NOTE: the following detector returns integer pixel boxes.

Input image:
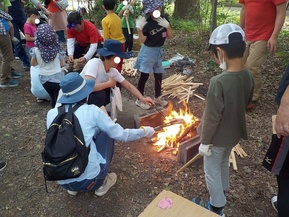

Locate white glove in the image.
[198,144,212,157]
[136,16,147,30]
[128,5,134,14]
[29,47,37,58]
[157,17,170,28]
[141,126,155,138]
[122,4,129,10]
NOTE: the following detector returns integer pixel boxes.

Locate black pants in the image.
[277,175,289,217]
[42,82,60,108]
[137,72,162,98]
[122,28,133,52]
[87,88,110,107]
[72,42,103,59]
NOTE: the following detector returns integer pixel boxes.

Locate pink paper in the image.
[157,197,173,209]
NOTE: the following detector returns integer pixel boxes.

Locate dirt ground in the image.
[0,30,284,217]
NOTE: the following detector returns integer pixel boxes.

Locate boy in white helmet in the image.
[194,23,254,216]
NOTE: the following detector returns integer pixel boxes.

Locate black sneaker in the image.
[0,162,7,171]
[271,196,278,212]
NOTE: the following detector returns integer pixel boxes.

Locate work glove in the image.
[29,47,37,58]
[198,144,212,157]
[123,5,134,13]
[136,16,147,30]
[156,17,170,28]
[141,126,155,138]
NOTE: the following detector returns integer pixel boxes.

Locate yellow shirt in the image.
[101,13,125,43]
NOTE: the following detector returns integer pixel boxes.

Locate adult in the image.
[66,11,103,66]
[8,0,51,71]
[0,9,22,88]
[271,82,289,217]
[47,72,155,196]
[44,0,67,44]
[239,0,287,109]
[80,39,154,108]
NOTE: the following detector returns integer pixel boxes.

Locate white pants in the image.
[204,146,232,208]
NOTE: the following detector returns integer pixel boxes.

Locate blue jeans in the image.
[11,19,30,67]
[61,132,115,192]
[56,30,66,43]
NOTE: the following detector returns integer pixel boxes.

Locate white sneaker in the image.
[154,96,168,107]
[135,99,151,110]
[271,196,278,212]
[95,173,117,196]
[67,190,78,196]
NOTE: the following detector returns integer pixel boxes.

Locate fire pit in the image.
[134,102,200,164]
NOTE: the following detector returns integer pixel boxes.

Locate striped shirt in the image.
[0,9,12,35]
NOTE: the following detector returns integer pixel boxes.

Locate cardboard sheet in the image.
[138,190,219,217]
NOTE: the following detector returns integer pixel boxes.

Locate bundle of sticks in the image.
[122,57,138,76]
[162,74,204,103]
[229,143,248,171]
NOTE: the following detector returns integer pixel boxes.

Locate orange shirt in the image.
[239,0,287,41]
[47,1,61,13]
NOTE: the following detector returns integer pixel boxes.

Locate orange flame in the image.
[154,102,199,153]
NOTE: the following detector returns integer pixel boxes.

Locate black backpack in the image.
[42,104,89,191]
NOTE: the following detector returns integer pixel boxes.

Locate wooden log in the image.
[176,153,201,174]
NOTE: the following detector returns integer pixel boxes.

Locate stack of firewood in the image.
[162,74,204,103]
[122,57,138,77]
[229,143,248,171]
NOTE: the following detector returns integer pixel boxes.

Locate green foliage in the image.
[170,19,197,32]
[216,5,240,25]
[276,29,289,66]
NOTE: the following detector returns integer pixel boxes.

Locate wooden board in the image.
[138,190,219,217]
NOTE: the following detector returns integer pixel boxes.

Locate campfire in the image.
[152,102,200,154]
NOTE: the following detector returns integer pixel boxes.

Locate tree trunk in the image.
[173,0,200,21]
[210,0,218,33]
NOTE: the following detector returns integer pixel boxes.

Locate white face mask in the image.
[218,51,227,71]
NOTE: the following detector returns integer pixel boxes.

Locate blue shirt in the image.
[46,103,146,184]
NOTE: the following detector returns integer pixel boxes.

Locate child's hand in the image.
[136,16,147,30]
[156,17,170,28]
[29,47,37,58]
[198,144,212,156]
[141,126,155,138]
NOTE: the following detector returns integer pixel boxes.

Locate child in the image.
[31,24,66,108]
[80,39,154,108]
[24,7,40,61]
[116,0,135,57]
[134,0,173,110]
[101,0,126,73]
[195,23,254,216]
[0,0,19,43]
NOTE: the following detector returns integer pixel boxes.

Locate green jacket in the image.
[197,69,254,148]
[115,3,135,29]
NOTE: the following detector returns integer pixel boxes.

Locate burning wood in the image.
[162,74,203,103]
[152,103,199,154]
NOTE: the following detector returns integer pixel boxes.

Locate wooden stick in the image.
[230,150,238,170]
[176,153,201,174]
